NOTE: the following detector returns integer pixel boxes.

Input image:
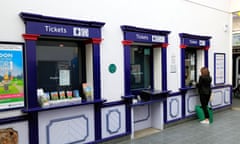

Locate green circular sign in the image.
[109,64,117,73]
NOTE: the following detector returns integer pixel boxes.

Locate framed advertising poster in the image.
[214,53,225,85]
[0,42,24,110]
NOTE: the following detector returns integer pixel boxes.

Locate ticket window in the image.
[184,47,204,87]
[121,25,170,97]
[36,39,86,93]
[130,46,153,92]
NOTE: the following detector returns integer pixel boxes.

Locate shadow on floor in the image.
[232,96,240,110]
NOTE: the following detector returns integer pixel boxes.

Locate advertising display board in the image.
[214,53,226,85]
[0,42,24,110]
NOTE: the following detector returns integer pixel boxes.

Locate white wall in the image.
[186,0,230,12]
[0,0,232,101]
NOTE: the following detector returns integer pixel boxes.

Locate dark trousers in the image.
[200,94,211,119]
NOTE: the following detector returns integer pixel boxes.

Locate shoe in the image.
[200,120,210,124]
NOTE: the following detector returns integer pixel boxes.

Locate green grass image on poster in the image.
[0,79,23,94]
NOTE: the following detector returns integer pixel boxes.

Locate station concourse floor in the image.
[115,97,240,144]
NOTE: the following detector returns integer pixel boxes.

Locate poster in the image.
[59,69,70,86]
[0,43,24,109]
[214,53,225,84]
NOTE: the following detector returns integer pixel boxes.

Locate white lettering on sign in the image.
[189,40,198,44]
[199,40,206,46]
[44,26,67,33]
[73,27,89,37]
[136,34,149,40]
[0,53,13,58]
[152,35,165,42]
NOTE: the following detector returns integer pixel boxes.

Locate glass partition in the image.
[130,46,152,90]
[36,39,84,96]
[185,47,197,86]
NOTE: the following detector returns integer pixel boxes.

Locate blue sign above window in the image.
[121,25,170,44]
[20,12,105,38]
[179,33,211,47]
[125,31,166,43]
[26,21,100,38]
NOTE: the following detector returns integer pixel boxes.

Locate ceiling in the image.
[233,11,240,32]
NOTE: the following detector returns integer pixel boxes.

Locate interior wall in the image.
[0,0,232,101]
[186,0,230,12]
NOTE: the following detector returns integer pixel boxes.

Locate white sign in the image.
[170,54,176,73]
[152,35,165,43]
[73,27,89,37]
[59,70,70,86]
[199,40,206,46]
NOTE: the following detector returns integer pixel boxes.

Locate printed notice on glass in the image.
[59,70,70,86]
[214,53,225,84]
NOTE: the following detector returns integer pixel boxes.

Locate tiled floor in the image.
[117,97,240,144]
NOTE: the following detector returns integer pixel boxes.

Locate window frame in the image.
[20,12,105,109]
[121,25,170,96]
[36,38,86,94]
[179,33,211,89]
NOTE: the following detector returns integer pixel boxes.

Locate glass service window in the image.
[130,46,152,90]
[36,39,85,92]
[185,48,197,87]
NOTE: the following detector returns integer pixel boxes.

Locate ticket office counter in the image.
[20,12,105,144]
[121,25,171,138]
[20,14,172,143]
[165,85,232,124]
[128,90,170,138]
[164,33,231,124]
[18,13,232,143]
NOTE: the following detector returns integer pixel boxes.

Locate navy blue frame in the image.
[121,25,171,94]
[20,12,105,144]
[179,33,211,118]
[179,33,212,88]
[121,25,170,134]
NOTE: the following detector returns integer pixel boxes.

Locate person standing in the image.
[197,67,212,124]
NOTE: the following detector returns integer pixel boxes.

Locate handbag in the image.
[210,93,214,102]
[195,105,213,123]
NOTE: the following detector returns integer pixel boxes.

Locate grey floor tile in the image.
[117,101,240,144]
